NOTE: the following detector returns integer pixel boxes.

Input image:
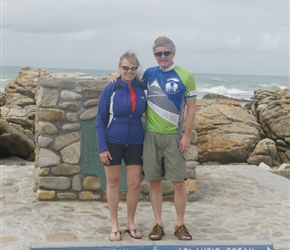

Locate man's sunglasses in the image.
[154,51,172,57]
[121,65,138,71]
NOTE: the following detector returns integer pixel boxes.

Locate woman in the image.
[96,50,147,241]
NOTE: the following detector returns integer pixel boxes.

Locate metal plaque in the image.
[81,120,127,191]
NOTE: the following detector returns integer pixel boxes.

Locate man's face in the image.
[153,45,175,70]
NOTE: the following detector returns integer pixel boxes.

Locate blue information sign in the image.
[157,246,274,250]
[31,244,274,250]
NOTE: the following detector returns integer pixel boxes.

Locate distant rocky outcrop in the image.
[0,67,51,160]
[251,88,290,164]
[0,67,108,161]
[202,93,252,104]
[1,67,289,166]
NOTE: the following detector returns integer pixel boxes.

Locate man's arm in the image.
[179,98,196,153]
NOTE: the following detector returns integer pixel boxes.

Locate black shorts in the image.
[107,142,143,166]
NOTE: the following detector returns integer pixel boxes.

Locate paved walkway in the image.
[1,157,289,250]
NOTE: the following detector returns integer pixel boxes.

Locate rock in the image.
[194,99,261,163]
[277,163,290,171]
[83,176,102,191]
[247,138,277,167]
[258,162,272,171]
[0,118,35,160]
[0,67,52,160]
[1,105,34,128]
[4,66,50,106]
[0,92,5,106]
[202,93,252,105]
[251,87,290,163]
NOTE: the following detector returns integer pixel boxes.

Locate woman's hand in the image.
[99,151,112,165]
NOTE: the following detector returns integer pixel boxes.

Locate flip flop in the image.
[125,228,143,239]
[109,231,122,241]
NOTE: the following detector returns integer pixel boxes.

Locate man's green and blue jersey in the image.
[143,64,196,134]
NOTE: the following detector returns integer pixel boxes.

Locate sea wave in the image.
[199,85,251,97]
[1,78,10,82]
[210,77,227,82]
[259,82,287,90]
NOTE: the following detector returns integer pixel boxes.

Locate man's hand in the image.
[107,71,120,83]
[179,135,191,153]
[180,98,196,153]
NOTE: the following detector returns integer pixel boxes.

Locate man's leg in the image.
[172,181,187,225]
[172,181,191,240]
[149,179,163,239]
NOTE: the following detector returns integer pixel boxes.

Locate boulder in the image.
[247,138,277,167]
[251,88,290,163]
[0,118,35,160]
[194,99,261,163]
[0,67,51,160]
[202,93,252,106]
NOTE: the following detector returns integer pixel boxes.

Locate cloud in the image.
[260,32,282,50]
[1,0,289,76]
[63,29,97,41]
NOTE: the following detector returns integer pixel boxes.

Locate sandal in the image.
[148,223,165,241]
[109,231,122,241]
[174,224,192,240]
[125,228,143,239]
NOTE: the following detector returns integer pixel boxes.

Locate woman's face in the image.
[119,58,138,84]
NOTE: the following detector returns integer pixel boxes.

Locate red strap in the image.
[130,87,136,112]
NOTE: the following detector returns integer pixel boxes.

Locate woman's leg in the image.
[105,164,121,240]
[126,164,142,237]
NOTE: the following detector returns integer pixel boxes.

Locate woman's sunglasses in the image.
[121,65,138,71]
[154,51,172,57]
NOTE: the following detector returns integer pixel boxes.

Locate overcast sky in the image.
[1,0,289,76]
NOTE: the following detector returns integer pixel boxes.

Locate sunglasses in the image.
[121,65,138,71]
[154,50,173,57]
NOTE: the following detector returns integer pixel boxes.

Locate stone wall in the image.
[34,72,198,201]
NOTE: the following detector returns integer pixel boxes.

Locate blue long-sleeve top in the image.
[96,78,147,153]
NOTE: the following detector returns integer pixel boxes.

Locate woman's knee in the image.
[127,179,141,191]
[107,176,120,188]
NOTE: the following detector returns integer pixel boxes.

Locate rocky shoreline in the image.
[0,66,290,166]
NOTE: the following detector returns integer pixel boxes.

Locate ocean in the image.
[1,66,289,101]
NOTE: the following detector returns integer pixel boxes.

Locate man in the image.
[142,36,196,241]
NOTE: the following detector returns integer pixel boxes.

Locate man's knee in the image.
[150,179,162,190]
[172,181,185,193]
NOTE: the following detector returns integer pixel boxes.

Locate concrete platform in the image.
[1,158,289,250]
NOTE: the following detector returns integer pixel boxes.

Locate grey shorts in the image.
[143,131,186,182]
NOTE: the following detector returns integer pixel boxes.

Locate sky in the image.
[1,0,289,76]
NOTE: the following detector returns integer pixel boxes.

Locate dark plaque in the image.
[81,120,127,191]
